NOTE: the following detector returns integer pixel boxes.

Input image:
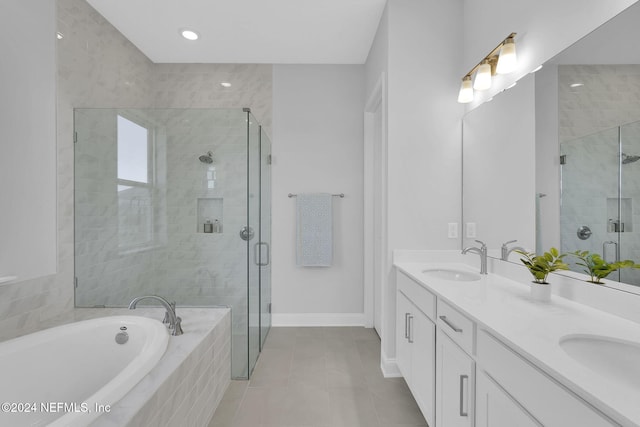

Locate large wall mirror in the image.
[463,1,640,291]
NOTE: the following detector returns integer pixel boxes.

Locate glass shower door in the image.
[260,127,272,348]
[560,127,620,275]
[619,120,640,285]
[247,111,261,377]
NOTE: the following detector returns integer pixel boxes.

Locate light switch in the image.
[466,222,477,238]
[448,223,458,239]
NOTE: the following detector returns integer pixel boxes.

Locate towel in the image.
[296,193,333,267]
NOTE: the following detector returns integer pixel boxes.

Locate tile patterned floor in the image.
[208,327,428,427]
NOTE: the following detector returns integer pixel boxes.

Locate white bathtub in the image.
[0,316,169,427]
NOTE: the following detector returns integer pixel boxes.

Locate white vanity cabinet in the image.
[436,329,475,427]
[476,330,617,427]
[396,272,436,426]
[476,370,540,427]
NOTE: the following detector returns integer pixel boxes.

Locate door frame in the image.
[363,73,387,335]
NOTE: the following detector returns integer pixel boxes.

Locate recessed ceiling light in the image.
[220,82,232,88]
[570,83,584,88]
[180,29,199,41]
[56,32,63,40]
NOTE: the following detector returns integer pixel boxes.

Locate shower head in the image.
[622,153,640,164]
[199,151,214,164]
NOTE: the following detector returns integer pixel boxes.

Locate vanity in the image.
[394,251,640,427]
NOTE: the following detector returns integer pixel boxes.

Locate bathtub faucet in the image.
[128,295,184,336]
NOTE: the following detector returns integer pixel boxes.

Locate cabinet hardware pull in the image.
[405,313,410,339]
[459,374,469,417]
[408,315,414,343]
[439,315,463,333]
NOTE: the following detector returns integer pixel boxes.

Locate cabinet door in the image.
[436,329,474,427]
[396,291,413,381]
[412,309,436,427]
[476,370,541,427]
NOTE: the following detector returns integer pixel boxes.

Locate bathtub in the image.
[0,315,169,427]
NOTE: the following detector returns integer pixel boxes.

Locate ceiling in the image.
[87,0,387,64]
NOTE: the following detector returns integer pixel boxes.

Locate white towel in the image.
[296,193,333,267]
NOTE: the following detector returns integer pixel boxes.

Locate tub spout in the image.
[129,295,184,336]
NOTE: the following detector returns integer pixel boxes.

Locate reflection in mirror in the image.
[463,1,640,291]
[550,2,640,286]
[462,73,536,260]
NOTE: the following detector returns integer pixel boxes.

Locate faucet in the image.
[462,239,488,274]
[128,295,184,336]
[501,240,526,261]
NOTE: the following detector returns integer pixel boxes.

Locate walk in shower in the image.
[560,119,640,285]
[74,107,271,378]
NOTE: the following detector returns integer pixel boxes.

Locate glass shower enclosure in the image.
[74,107,271,378]
[560,119,640,286]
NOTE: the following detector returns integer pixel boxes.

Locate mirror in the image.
[463,2,640,289]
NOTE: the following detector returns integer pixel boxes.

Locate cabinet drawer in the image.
[477,329,617,427]
[397,271,436,320]
[437,299,475,355]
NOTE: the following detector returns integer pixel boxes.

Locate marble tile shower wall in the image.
[559,64,640,143]
[0,0,272,339]
[560,123,640,285]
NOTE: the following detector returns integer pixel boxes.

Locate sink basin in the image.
[560,334,640,387]
[422,268,481,282]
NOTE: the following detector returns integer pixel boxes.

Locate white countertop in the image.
[395,259,640,427]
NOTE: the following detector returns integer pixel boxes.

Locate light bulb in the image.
[473,60,492,91]
[457,76,474,103]
[496,37,517,74]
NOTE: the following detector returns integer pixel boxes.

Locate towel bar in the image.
[288,193,344,198]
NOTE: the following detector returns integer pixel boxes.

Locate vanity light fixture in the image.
[180,29,199,41]
[457,32,517,103]
[473,60,493,91]
[457,76,474,103]
[220,82,232,88]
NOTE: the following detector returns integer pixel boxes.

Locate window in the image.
[117,114,154,250]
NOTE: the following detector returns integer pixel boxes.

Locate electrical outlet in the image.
[447,223,458,239]
[466,222,477,238]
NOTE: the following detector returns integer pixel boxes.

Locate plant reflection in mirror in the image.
[571,250,640,284]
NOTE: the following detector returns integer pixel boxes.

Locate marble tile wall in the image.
[559,64,640,285]
[559,64,640,143]
[2,0,272,349]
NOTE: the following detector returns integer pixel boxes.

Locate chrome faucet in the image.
[501,240,526,261]
[128,295,184,336]
[462,239,488,274]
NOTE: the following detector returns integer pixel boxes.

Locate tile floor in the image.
[208,327,428,427]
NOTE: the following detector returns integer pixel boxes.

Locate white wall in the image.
[368,0,464,370]
[462,0,638,108]
[271,65,365,324]
[0,0,57,282]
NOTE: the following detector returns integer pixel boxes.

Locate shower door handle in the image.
[254,242,270,266]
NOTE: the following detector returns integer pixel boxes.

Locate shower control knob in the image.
[577,225,592,240]
[240,226,255,241]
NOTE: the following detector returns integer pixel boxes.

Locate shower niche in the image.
[197,198,223,233]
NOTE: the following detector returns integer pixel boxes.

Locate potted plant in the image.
[571,250,640,284]
[516,248,569,301]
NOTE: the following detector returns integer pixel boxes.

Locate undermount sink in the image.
[422,268,481,282]
[560,334,640,388]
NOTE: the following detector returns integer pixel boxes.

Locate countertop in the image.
[395,260,640,427]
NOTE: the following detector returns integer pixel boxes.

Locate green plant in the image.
[516,248,569,284]
[571,250,640,284]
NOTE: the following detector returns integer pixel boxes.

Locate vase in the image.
[530,282,551,302]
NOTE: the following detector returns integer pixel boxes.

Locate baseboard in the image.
[380,349,401,378]
[271,313,365,327]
